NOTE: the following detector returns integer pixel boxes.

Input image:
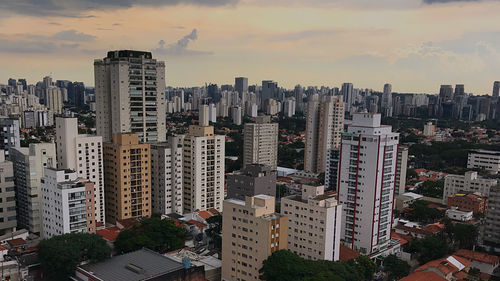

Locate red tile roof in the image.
[454,249,500,265]
[96,226,121,242]
[208,208,219,215]
[339,245,360,262]
[0,245,7,251]
[188,220,207,229]
[7,238,26,247]
[197,211,213,220]
[416,255,471,277]
[400,271,447,281]
[391,232,409,245]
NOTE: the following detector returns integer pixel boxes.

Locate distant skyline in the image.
[1,0,500,94]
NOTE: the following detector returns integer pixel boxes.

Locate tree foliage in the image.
[415,180,444,198]
[114,217,185,254]
[407,235,450,264]
[38,233,111,281]
[405,200,445,224]
[260,250,376,281]
[383,254,410,280]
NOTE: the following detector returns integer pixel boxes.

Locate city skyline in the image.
[1,0,500,94]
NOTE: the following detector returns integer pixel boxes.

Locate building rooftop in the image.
[400,271,447,281]
[454,249,500,265]
[78,248,184,281]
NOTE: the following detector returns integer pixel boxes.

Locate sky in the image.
[1,0,500,94]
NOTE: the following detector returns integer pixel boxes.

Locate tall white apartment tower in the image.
[304,95,345,173]
[337,113,399,255]
[381,84,393,117]
[150,136,184,215]
[183,125,225,213]
[55,117,105,224]
[94,50,166,143]
[243,116,278,170]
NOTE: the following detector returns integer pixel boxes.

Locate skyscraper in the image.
[337,113,399,254]
[493,81,500,99]
[341,83,353,113]
[103,133,151,224]
[10,143,56,234]
[304,95,345,173]
[235,77,248,95]
[0,150,16,235]
[150,136,184,215]
[55,117,105,223]
[381,83,393,117]
[46,86,63,115]
[94,50,166,143]
[395,146,408,196]
[261,80,278,108]
[243,116,278,170]
[227,164,276,200]
[183,118,225,212]
[0,117,20,160]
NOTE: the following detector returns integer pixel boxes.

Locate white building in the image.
[281,185,342,261]
[304,95,345,173]
[10,143,56,234]
[150,136,184,215]
[94,50,166,143]
[41,168,96,238]
[183,124,225,212]
[443,171,497,204]
[208,103,217,123]
[232,106,242,125]
[0,117,20,159]
[395,146,408,196]
[246,103,258,118]
[446,207,473,222]
[381,83,393,117]
[0,150,16,234]
[467,149,500,174]
[283,98,296,118]
[338,113,399,255]
[243,116,278,170]
[423,122,435,137]
[55,117,105,224]
[46,87,63,115]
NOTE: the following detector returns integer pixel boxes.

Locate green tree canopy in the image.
[407,235,450,264]
[38,233,111,281]
[383,254,410,280]
[405,200,445,224]
[114,217,185,254]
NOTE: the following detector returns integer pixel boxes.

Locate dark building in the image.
[207,84,220,103]
[72,82,86,107]
[73,248,206,281]
[226,164,276,200]
[325,149,340,191]
[235,77,248,95]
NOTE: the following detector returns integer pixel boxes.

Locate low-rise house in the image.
[405,255,471,281]
[446,207,474,222]
[395,192,424,211]
[394,223,444,239]
[447,193,488,215]
[454,249,500,276]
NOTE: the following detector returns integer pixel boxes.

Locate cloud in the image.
[422,0,487,3]
[0,0,239,17]
[52,29,96,42]
[153,29,212,56]
[271,29,341,42]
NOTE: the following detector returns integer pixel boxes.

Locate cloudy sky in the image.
[1,0,499,94]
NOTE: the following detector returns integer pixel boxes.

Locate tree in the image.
[276,184,288,199]
[38,233,111,281]
[453,223,477,250]
[405,200,445,224]
[408,235,450,264]
[383,254,410,280]
[206,214,222,252]
[114,217,185,254]
[407,168,418,180]
[416,180,444,198]
[347,255,377,281]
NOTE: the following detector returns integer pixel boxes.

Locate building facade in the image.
[483,184,500,247]
[467,149,500,174]
[183,125,225,213]
[227,164,276,200]
[443,171,497,204]
[103,133,151,224]
[41,168,96,238]
[447,193,488,215]
[281,185,342,261]
[395,146,408,196]
[337,113,399,255]
[56,117,105,223]
[0,151,16,235]
[243,116,278,170]
[10,143,56,233]
[0,117,20,159]
[150,136,184,215]
[94,50,166,143]
[304,95,345,173]
[222,195,287,281]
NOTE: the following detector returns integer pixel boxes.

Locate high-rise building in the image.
[235,77,248,95]
[222,195,287,281]
[10,143,56,234]
[341,83,353,112]
[94,50,166,143]
[232,106,242,125]
[493,81,500,99]
[208,103,217,123]
[199,104,209,126]
[381,83,393,117]
[395,146,408,196]
[183,124,225,213]
[261,80,278,108]
[0,150,16,235]
[443,171,497,204]
[41,168,96,238]
[439,85,454,101]
[423,121,436,137]
[467,149,500,174]
[324,149,340,191]
[338,113,399,254]
[150,136,184,215]
[281,185,342,261]
[304,95,345,173]
[0,117,20,160]
[243,116,278,170]
[482,184,500,247]
[283,98,296,117]
[103,133,151,224]
[46,86,63,115]
[227,164,276,200]
[55,117,105,223]
[23,110,36,129]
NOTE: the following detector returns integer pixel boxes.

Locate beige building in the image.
[243,116,278,170]
[104,133,151,224]
[423,121,435,137]
[94,50,166,143]
[281,185,342,261]
[56,117,105,223]
[443,171,498,204]
[304,95,344,173]
[183,125,225,213]
[46,86,62,115]
[222,195,287,281]
[395,146,409,196]
[0,150,16,235]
